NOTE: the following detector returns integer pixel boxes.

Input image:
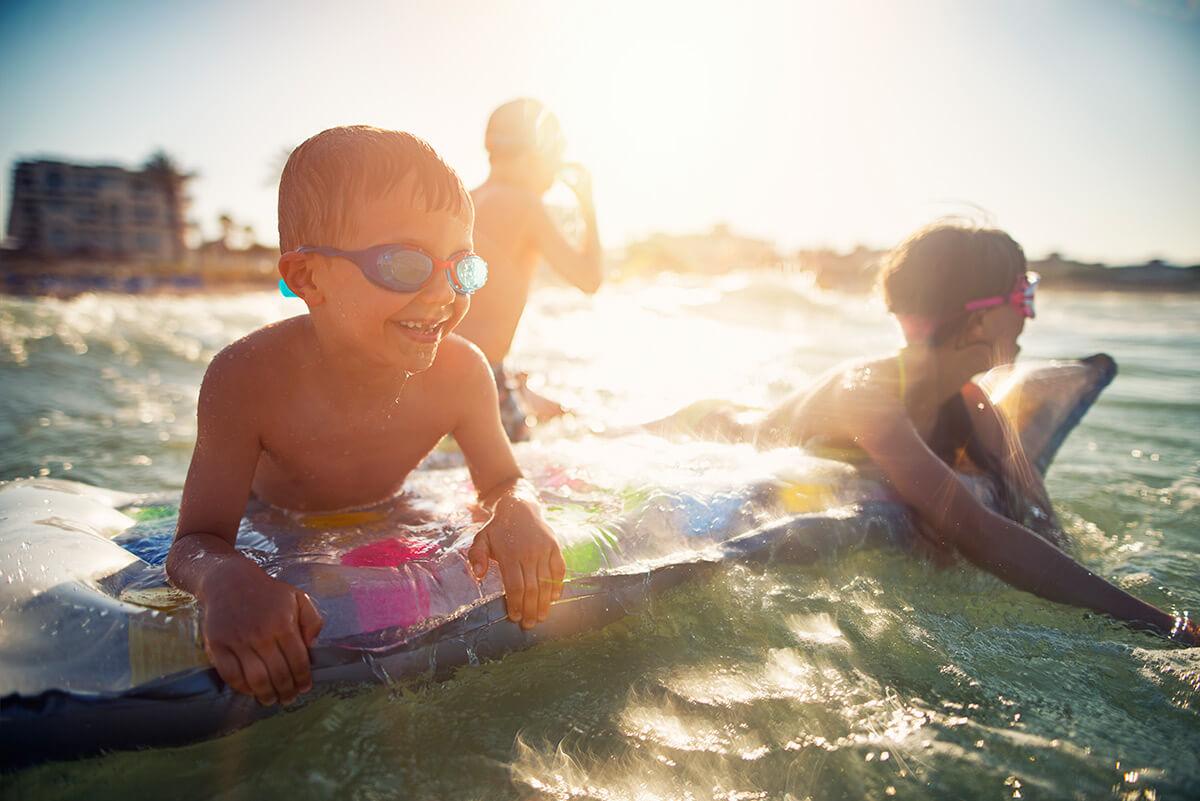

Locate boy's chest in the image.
[253,391,452,509]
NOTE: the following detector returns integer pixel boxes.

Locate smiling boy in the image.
[166,126,566,707]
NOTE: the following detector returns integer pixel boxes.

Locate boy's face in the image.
[312,189,473,374]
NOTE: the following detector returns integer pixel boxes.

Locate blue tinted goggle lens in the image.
[453,255,488,294]
[376,249,434,290]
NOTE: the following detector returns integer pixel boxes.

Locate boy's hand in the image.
[558,162,593,206]
[198,559,323,706]
[467,497,566,629]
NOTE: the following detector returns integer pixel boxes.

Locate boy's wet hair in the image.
[278,126,471,252]
[879,222,1026,320]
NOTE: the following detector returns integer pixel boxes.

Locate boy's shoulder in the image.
[410,334,497,418]
[425,333,494,383]
[203,315,309,392]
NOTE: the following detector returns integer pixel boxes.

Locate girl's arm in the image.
[857,401,1191,642]
[961,383,1065,544]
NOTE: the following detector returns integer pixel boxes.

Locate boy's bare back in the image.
[454,99,602,402]
[455,184,550,363]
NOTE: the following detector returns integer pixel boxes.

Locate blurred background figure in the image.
[456,98,604,441]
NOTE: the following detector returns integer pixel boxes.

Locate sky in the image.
[1,0,1198,263]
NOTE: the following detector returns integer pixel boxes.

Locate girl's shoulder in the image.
[823,355,906,410]
[782,356,909,441]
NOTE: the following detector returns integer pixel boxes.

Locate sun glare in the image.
[523,2,919,249]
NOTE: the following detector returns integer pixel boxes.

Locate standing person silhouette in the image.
[456,99,604,441]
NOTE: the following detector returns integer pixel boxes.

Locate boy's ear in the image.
[279,252,325,306]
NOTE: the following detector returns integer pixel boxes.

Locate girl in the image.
[666,223,1195,644]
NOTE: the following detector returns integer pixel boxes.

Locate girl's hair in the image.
[879,222,1026,321]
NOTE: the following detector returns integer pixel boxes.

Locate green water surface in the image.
[1,278,1196,800]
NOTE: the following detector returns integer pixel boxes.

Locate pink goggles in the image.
[963,271,1039,319]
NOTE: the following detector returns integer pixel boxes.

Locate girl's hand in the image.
[1170,614,1198,646]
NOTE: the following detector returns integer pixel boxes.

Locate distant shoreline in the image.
[0,271,275,298]
[787,248,1200,294]
[2,248,1198,299]
[0,252,278,298]
[616,227,1200,294]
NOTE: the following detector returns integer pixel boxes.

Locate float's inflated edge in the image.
[0,506,913,768]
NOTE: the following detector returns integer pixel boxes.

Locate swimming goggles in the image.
[963,271,1040,319]
[280,244,488,297]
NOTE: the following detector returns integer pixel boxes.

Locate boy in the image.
[166,126,566,707]
[454,99,604,440]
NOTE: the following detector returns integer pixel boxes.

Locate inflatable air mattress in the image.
[0,356,1116,767]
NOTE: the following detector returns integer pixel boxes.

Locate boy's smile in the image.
[292,184,475,375]
[392,314,451,343]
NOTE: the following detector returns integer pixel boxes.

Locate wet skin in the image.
[167,186,566,707]
[454,154,603,366]
[753,303,1194,643]
[759,303,1028,450]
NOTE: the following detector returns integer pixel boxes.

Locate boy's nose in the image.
[417,268,458,305]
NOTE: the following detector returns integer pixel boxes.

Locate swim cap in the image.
[485,98,565,159]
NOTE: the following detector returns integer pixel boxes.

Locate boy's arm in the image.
[448,343,566,628]
[528,166,603,294]
[857,404,1188,641]
[167,350,322,705]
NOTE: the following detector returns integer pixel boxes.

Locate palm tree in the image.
[142,150,195,261]
[265,145,294,188]
[218,213,235,250]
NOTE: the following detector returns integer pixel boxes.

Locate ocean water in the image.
[1,274,1197,800]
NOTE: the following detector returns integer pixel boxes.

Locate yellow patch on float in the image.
[300,509,391,529]
[779,482,835,513]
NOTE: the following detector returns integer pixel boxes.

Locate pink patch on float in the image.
[341,537,441,632]
[340,536,441,567]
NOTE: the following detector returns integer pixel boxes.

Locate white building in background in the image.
[5,159,188,263]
